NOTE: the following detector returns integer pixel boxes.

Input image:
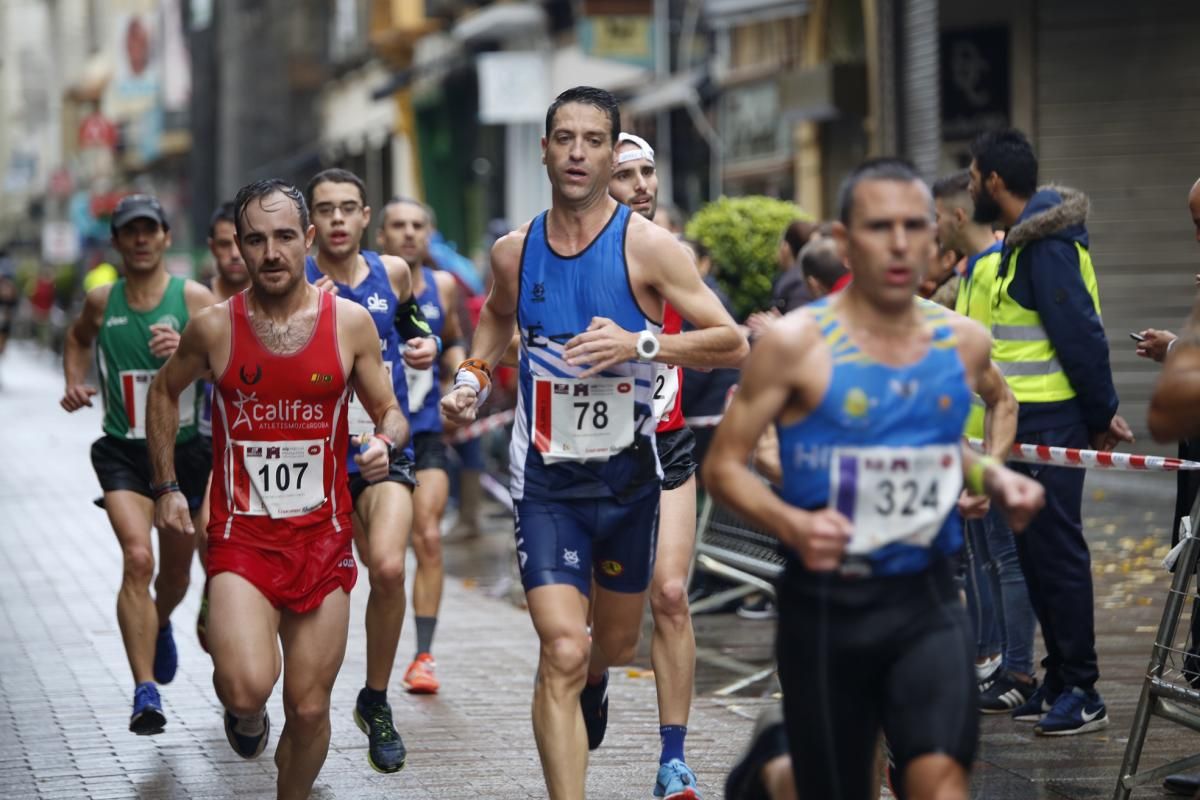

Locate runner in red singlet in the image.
[145,179,407,800]
[609,132,704,798]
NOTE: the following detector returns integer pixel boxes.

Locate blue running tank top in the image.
[776,298,972,576]
[407,266,445,435]
[305,250,411,474]
[511,204,661,502]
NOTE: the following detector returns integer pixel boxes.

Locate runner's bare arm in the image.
[384,253,437,369]
[703,317,852,571]
[146,307,221,536]
[442,228,524,423]
[61,284,113,411]
[948,314,1017,460]
[566,221,747,377]
[343,300,408,481]
[435,270,467,373]
[1148,342,1200,441]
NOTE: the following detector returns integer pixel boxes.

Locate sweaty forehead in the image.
[241,192,303,232]
[551,103,612,136]
[851,179,933,221]
[385,202,428,226]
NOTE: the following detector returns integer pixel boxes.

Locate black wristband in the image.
[151,480,180,499]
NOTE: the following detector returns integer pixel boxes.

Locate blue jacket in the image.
[999,186,1119,435]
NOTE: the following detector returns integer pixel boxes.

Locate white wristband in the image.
[454,369,491,405]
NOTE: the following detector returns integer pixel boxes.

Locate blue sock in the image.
[659,725,687,765]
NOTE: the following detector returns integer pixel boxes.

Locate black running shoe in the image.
[224,709,270,758]
[354,690,407,773]
[580,671,609,751]
[979,671,1038,715]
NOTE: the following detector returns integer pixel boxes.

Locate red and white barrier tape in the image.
[446,408,517,444]
[967,438,1200,472]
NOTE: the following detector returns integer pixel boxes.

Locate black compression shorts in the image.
[775,557,977,799]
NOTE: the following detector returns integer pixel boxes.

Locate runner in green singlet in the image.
[60,194,216,735]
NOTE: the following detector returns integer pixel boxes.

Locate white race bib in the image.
[405,363,435,414]
[651,365,680,422]
[531,376,635,463]
[829,444,962,555]
[119,369,195,439]
[347,361,393,437]
[231,438,327,518]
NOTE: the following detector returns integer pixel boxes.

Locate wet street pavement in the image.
[1,341,1198,799]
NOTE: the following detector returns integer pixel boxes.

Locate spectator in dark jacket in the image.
[970,128,1132,736]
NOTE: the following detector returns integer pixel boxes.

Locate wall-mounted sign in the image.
[941,26,1010,141]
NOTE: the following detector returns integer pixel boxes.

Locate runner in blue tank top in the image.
[705,159,1045,800]
[304,169,438,776]
[376,197,468,695]
[441,87,746,800]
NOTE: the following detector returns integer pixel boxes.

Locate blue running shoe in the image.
[580,671,609,751]
[225,709,270,758]
[1035,686,1109,736]
[353,690,407,773]
[129,682,165,735]
[654,758,701,799]
[1011,683,1055,722]
[153,623,178,685]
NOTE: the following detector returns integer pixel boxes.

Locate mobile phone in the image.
[1129,332,1146,342]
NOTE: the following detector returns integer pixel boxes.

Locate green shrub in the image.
[685,195,810,320]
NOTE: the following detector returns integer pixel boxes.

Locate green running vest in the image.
[96,276,200,443]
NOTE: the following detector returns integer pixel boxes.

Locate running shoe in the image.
[1034,686,1109,736]
[975,653,1002,682]
[403,653,440,695]
[153,622,178,685]
[353,690,407,773]
[224,709,270,758]
[196,582,210,654]
[724,705,787,800]
[979,671,1038,714]
[1011,683,1056,722]
[580,670,609,751]
[129,682,166,735]
[654,758,701,799]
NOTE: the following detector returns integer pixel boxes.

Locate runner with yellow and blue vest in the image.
[969,128,1133,737]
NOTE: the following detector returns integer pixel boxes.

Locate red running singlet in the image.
[208,291,352,546]
[655,302,686,433]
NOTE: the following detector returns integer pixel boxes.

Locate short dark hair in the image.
[969,129,1037,199]
[233,179,309,238]
[208,202,236,238]
[931,170,971,200]
[305,168,367,209]
[800,238,848,291]
[783,219,819,260]
[384,196,433,224]
[545,86,620,145]
[837,157,927,224]
[683,238,709,261]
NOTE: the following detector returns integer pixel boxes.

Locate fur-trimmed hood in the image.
[1005,185,1090,250]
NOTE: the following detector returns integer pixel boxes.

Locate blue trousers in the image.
[964,507,1037,676]
[1011,422,1099,694]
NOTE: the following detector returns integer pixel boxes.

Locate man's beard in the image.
[973,189,1003,224]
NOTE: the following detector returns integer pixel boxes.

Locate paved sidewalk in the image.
[0,343,757,799]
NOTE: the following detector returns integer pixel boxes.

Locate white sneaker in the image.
[975,654,1002,683]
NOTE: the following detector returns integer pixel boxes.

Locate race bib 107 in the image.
[231,438,327,518]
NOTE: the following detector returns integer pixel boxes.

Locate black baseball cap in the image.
[111,194,169,233]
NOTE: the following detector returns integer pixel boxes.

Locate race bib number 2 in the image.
[829,444,962,555]
[532,376,635,463]
[651,365,680,422]
[231,439,327,518]
[120,369,195,439]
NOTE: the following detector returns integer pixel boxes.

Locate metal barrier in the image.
[689,489,785,695]
[1114,492,1200,799]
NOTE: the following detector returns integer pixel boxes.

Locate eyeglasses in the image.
[312,201,363,218]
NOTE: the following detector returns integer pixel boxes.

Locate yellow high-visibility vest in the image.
[956,248,1002,439]
[990,241,1100,403]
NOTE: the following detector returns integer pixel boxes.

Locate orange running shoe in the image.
[403,653,440,694]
